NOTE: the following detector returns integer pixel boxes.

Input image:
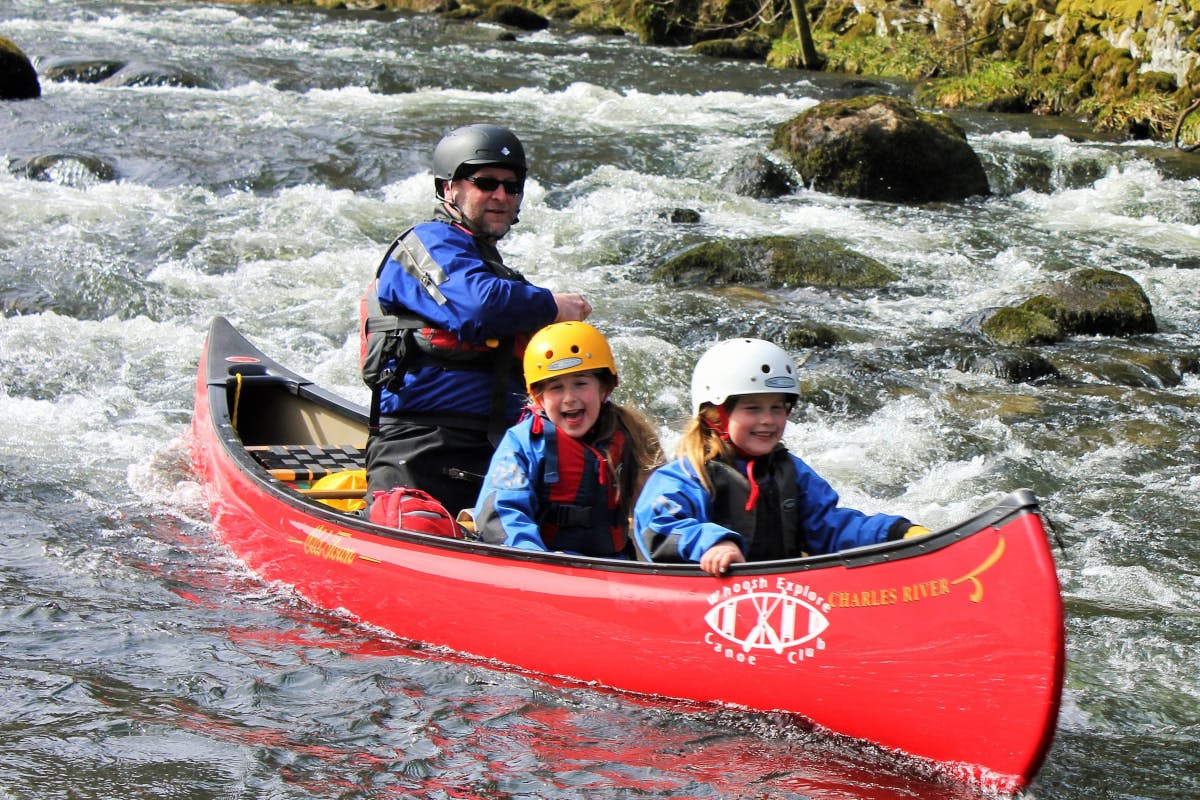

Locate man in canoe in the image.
[361,124,592,514]
[633,338,930,575]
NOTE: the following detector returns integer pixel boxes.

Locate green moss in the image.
[915,59,1034,111]
[653,241,755,285]
[760,235,898,288]
[1081,92,1178,137]
[783,324,841,349]
[981,307,1062,347]
[1018,268,1156,336]
[651,235,898,289]
[817,31,938,80]
[298,0,1198,143]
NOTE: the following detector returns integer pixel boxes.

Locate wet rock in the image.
[100,62,215,90]
[15,153,117,186]
[719,153,797,198]
[659,208,701,224]
[39,56,125,84]
[1177,355,1200,376]
[771,95,990,202]
[1018,268,1156,337]
[569,23,627,38]
[1,35,40,100]
[980,306,1062,347]
[1054,347,1184,390]
[1,286,53,317]
[781,323,842,349]
[653,235,898,289]
[484,4,549,31]
[691,32,771,60]
[964,349,1059,384]
[369,67,417,95]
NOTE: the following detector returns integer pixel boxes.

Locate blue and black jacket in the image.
[361,213,558,436]
[632,445,911,563]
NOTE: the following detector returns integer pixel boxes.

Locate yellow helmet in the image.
[523,321,618,395]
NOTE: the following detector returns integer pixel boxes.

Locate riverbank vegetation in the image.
[341,0,1199,144]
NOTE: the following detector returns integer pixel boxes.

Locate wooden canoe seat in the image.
[248,444,366,482]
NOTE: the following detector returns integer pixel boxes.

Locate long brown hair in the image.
[531,371,665,508]
[589,375,664,506]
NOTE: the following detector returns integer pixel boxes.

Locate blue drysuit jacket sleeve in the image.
[378,222,557,344]
[791,454,907,554]
[473,421,549,552]
[632,459,745,563]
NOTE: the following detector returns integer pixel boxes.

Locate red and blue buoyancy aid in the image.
[530,409,632,556]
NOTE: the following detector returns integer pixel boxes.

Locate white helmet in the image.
[690,338,800,414]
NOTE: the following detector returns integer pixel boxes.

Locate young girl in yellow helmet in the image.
[472,322,663,557]
[633,338,929,575]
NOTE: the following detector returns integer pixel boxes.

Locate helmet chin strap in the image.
[701,405,732,439]
[703,406,761,510]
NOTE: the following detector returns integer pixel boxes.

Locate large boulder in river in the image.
[1017,268,1157,337]
[771,95,990,203]
[1,36,40,100]
[979,268,1156,346]
[652,235,898,289]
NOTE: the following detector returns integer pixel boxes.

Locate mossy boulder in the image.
[980,306,1063,347]
[1,35,40,100]
[652,235,898,289]
[691,32,771,60]
[616,0,764,45]
[1018,268,1156,337]
[771,95,990,202]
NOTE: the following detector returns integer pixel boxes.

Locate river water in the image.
[2,1,1198,797]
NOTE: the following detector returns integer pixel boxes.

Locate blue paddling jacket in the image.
[632,445,911,564]
[366,215,558,425]
[474,406,635,558]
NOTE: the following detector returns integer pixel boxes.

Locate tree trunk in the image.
[788,0,822,70]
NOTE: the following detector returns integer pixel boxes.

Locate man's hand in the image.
[553,293,592,322]
[699,540,745,576]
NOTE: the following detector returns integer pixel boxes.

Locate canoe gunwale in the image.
[198,316,1044,577]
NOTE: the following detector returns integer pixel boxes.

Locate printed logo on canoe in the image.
[703,577,832,665]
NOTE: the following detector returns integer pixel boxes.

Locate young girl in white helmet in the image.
[633,338,929,575]
[472,322,664,557]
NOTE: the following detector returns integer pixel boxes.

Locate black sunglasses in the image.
[464,175,523,195]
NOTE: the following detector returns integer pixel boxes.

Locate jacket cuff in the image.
[886,518,913,541]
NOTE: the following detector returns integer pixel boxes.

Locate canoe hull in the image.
[190,317,1064,792]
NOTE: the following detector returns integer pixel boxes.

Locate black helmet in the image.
[433,124,526,197]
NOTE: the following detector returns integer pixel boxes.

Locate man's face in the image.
[444,165,523,241]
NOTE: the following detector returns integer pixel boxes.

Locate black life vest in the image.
[706,448,803,560]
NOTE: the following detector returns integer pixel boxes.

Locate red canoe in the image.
[189,316,1065,793]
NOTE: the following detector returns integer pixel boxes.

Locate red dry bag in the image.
[369,487,462,539]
